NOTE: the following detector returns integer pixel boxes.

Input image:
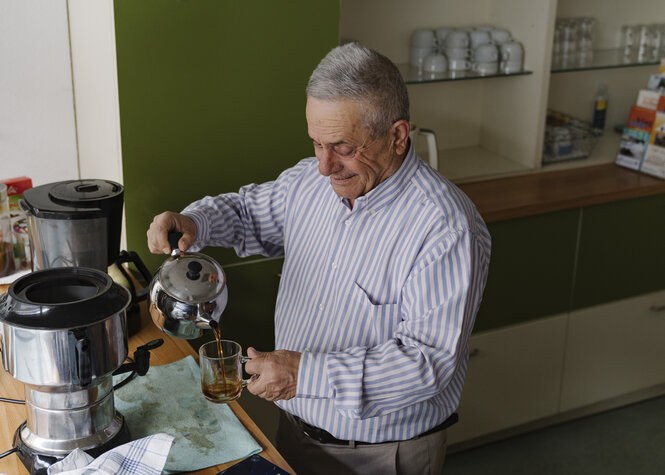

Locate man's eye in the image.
[334,144,355,156]
[312,141,322,149]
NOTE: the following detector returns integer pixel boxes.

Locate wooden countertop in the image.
[0,284,294,475]
[458,163,665,223]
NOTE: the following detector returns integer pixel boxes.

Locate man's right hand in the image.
[146,211,197,254]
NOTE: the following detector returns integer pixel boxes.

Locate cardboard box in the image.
[616,106,656,171]
[641,112,665,179]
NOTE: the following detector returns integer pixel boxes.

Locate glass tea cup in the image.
[199,340,251,403]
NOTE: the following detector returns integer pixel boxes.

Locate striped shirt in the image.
[183,144,491,442]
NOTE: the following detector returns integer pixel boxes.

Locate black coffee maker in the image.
[20,179,152,334]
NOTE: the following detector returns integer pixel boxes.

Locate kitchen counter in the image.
[0,284,294,475]
[459,163,665,223]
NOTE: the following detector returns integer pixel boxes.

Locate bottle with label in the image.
[592,84,608,136]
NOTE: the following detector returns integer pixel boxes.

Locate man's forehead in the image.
[306,99,367,137]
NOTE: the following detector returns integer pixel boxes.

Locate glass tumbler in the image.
[578,17,596,52]
[560,19,579,56]
[621,25,637,57]
[199,340,250,404]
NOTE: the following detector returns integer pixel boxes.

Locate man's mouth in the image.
[331,174,354,184]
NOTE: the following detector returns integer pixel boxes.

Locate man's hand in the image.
[147,211,197,254]
[245,348,301,402]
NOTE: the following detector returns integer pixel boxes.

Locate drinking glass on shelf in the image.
[649,24,663,60]
[578,17,595,52]
[620,25,637,58]
[559,19,579,56]
[637,24,653,62]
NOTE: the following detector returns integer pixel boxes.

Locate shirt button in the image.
[319,303,324,311]
[345,220,351,226]
[332,262,338,269]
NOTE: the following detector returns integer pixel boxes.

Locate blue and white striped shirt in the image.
[183,144,491,442]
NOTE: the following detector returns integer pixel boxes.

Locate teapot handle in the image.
[168,232,183,257]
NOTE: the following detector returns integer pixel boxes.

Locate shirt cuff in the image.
[296,350,334,399]
[181,209,209,252]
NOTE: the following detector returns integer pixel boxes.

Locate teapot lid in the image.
[158,252,226,303]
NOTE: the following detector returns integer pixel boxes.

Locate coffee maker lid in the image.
[0,268,130,329]
[21,179,123,219]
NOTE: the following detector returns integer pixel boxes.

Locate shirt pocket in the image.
[349,282,402,345]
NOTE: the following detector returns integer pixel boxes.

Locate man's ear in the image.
[392,120,410,155]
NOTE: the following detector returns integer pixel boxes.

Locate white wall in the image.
[0,0,122,187]
[68,0,123,183]
[0,0,79,185]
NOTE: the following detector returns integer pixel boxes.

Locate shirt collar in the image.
[346,142,418,213]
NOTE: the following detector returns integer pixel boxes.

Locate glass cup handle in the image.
[240,356,253,388]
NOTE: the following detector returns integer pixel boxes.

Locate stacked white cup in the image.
[409,25,524,75]
[410,29,437,69]
[473,43,499,75]
[500,40,524,73]
[490,28,512,45]
[469,28,496,75]
[445,30,471,71]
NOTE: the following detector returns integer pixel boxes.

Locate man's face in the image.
[306,97,403,205]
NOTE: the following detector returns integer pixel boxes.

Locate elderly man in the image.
[147,42,490,474]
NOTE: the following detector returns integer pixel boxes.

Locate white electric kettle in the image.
[410,126,439,170]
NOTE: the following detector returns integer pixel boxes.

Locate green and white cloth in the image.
[114,356,261,473]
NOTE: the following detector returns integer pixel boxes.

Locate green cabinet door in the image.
[473,209,579,333]
[572,193,665,310]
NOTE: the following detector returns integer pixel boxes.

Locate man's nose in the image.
[317,148,338,176]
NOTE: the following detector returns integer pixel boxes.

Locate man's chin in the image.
[331,185,359,202]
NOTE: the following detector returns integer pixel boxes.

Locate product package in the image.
[616,106,656,171]
[1,176,33,270]
[640,112,665,179]
[636,90,665,111]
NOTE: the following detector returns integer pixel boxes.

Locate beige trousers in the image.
[276,411,447,475]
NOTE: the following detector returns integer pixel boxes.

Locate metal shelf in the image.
[399,64,532,85]
[551,48,661,73]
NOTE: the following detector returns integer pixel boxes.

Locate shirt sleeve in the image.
[181,161,307,258]
[296,228,490,420]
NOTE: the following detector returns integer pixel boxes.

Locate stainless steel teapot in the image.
[148,232,227,339]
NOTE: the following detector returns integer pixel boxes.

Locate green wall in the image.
[114,1,340,272]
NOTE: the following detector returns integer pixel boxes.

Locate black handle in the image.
[113,338,164,378]
[168,232,183,253]
[115,250,153,301]
[133,338,164,376]
[75,337,92,386]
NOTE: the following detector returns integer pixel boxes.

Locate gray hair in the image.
[306,42,410,139]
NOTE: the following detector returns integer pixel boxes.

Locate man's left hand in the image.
[245,348,301,402]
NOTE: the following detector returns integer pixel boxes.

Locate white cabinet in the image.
[340,0,665,183]
[448,291,665,446]
[341,0,555,183]
[560,289,665,411]
[447,314,567,444]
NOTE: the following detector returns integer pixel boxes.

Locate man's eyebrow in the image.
[309,138,348,146]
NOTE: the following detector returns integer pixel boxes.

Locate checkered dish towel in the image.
[47,433,175,475]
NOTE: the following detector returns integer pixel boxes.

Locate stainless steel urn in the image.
[0,267,131,470]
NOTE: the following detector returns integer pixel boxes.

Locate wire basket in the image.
[543,110,599,164]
